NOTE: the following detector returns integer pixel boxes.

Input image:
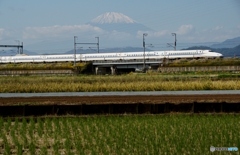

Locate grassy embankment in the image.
[0,114,239,154]
[0,73,240,92]
[0,62,91,72]
[166,57,240,67]
[0,58,239,92]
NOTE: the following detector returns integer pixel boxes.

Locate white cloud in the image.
[0,28,5,39]
[23,24,104,39]
[213,26,224,31]
[8,23,240,52]
[159,24,239,43]
[176,25,195,35]
[136,30,169,39]
[105,30,133,41]
[0,28,14,41]
[198,26,239,42]
[22,24,143,49]
[21,23,238,47]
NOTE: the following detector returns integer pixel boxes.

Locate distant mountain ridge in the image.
[185,36,240,57]
[184,44,240,57]
[211,36,240,49]
[0,50,38,56]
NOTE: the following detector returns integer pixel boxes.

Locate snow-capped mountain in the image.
[88,12,153,34]
[91,12,136,24]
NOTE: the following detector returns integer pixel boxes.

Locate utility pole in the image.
[173,33,177,50]
[73,36,100,65]
[74,37,99,53]
[143,33,148,72]
[95,37,99,53]
[15,40,20,54]
[167,33,177,50]
[20,42,23,54]
[74,36,77,66]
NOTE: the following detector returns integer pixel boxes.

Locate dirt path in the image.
[0,94,239,106]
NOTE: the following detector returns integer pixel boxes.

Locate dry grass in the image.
[0,62,88,70]
[0,74,239,92]
[168,58,240,67]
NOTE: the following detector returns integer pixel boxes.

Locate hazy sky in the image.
[0,0,240,53]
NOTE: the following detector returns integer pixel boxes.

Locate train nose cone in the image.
[218,53,223,58]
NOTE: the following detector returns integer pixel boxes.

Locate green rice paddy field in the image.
[0,114,239,154]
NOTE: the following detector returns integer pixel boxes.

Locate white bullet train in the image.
[0,50,223,63]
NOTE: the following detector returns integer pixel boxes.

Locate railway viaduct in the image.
[92,59,163,74]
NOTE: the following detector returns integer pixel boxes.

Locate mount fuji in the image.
[87,12,154,34]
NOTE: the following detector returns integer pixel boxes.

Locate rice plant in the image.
[0,114,239,154]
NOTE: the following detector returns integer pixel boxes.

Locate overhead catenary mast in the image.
[0,42,23,54]
[167,33,177,50]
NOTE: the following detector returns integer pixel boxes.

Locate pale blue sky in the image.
[0,0,240,53]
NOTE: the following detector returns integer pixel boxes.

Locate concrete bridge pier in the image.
[95,67,98,75]
[111,66,116,75]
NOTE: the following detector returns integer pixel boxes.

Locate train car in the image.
[0,50,223,63]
